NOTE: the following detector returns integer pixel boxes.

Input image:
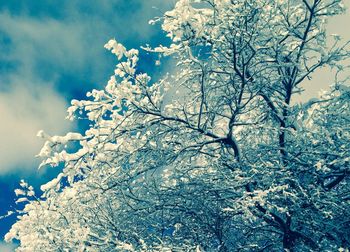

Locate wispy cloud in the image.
[0,240,16,251]
[0,0,175,86]
[0,0,175,175]
[0,82,72,174]
[0,12,111,93]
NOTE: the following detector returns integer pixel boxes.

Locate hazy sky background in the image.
[293,0,350,103]
[0,0,349,250]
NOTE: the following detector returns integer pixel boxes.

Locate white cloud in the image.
[0,1,176,176]
[0,12,103,81]
[0,82,72,175]
[0,12,95,175]
[0,0,175,90]
[0,241,16,252]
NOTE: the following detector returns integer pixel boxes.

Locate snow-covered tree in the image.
[6,0,350,251]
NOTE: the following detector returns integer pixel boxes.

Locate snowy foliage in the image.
[6,0,350,251]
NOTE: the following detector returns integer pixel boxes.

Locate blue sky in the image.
[0,0,175,249]
[0,0,349,250]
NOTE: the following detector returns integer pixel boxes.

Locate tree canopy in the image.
[5,0,350,251]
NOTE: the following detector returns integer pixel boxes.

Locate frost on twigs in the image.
[6,0,350,251]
